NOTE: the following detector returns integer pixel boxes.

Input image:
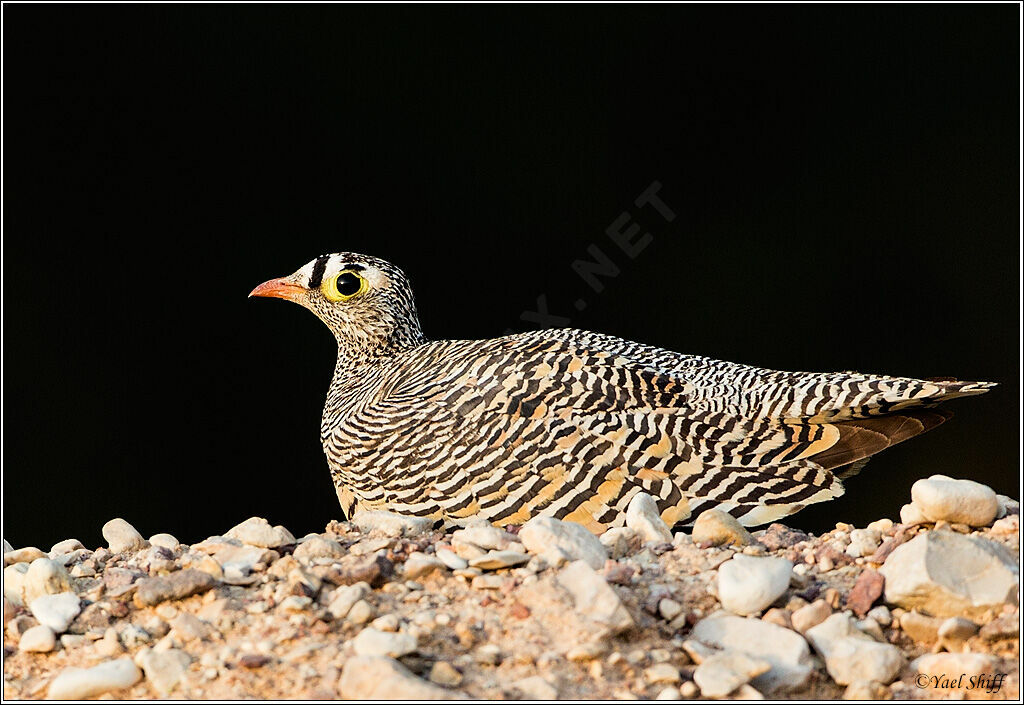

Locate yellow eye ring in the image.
[322,270,368,302]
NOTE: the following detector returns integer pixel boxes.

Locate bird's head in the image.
[250,252,424,359]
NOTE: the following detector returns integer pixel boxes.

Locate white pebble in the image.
[625,492,674,543]
[47,658,142,699]
[18,624,56,652]
[148,533,180,551]
[717,555,792,615]
[102,518,147,553]
[29,591,81,633]
[49,539,85,556]
[910,476,999,527]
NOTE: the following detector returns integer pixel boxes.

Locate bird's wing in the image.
[363,331,993,528]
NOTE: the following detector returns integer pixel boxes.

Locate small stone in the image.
[429,661,463,687]
[121,624,153,648]
[134,569,217,607]
[470,575,504,590]
[557,560,634,633]
[866,605,891,627]
[690,614,814,693]
[625,492,675,543]
[475,643,502,665]
[3,597,17,627]
[567,640,608,661]
[293,535,345,561]
[756,524,810,551]
[49,539,86,556]
[435,548,468,570]
[21,558,72,605]
[658,598,684,621]
[451,525,519,551]
[509,602,531,619]
[680,681,699,698]
[692,509,754,547]
[238,653,272,668]
[979,615,1018,642]
[991,514,1019,535]
[910,476,999,526]
[29,591,81,633]
[645,662,682,684]
[18,624,56,652]
[717,555,792,615]
[137,648,191,697]
[47,658,142,699]
[512,676,558,699]
[95,627,125,656]
[694,650,771,698]
[60,633,86,649]
[537,546,572,570]
[845,529,881,558]
[898,611,941,643]
[845,570,884,617]
[347,600,375,624]
[995,494,1019,518]
[600,527,640,559]
[761,607,793,630]
[318,553,393,587]
[805,613,905,685]
[519,516,608,569]
[169,613,213,641]
[148,533,180,550]
[279,595,313,612]
[102,518,148,554]
[372,613,400,632]
[937,616,979,643]
[879,531,1018,617]
[854,617,885,642]
[214,544,274,582]
[351,511,434,538]
[450,539,487,560]
[3,563,29,605]
[338,655,460,699]
[352,627,416,657]
[327,583,370,619]
[604,561,635,585]
[656,686,682,700]
[468,550,529,570]
[155,603,178,620]
[69,563,96,578]
[911,652,1000,692]
[225,516,296,548]
[7,614,37,639]
[404,552,445,578]
[4,546,47,566]
[899,502,930,525]
[843,680,891,700]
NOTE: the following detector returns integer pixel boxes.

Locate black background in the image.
[4,5,1018,550]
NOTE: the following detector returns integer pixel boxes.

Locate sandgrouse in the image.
[250,253,994,532]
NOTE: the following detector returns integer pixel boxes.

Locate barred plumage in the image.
[251,253,995,531]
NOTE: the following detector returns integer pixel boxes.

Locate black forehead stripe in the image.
[344,263,365,272]
[308,255,330,288]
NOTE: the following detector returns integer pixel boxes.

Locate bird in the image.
[249,252,995,532]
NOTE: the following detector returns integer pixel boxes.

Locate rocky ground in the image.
[3,474,1019,700]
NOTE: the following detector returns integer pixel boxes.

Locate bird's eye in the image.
[322,270,367,302]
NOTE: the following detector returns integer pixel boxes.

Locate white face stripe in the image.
[295,254,391,292]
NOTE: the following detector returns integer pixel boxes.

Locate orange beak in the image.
[248,277,307,302]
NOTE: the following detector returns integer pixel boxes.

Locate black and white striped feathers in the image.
[253,252,995,531]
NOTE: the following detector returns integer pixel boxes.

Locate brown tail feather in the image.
[813,408,953,471]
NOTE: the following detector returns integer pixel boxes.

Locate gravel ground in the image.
[2,476,1019,700]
